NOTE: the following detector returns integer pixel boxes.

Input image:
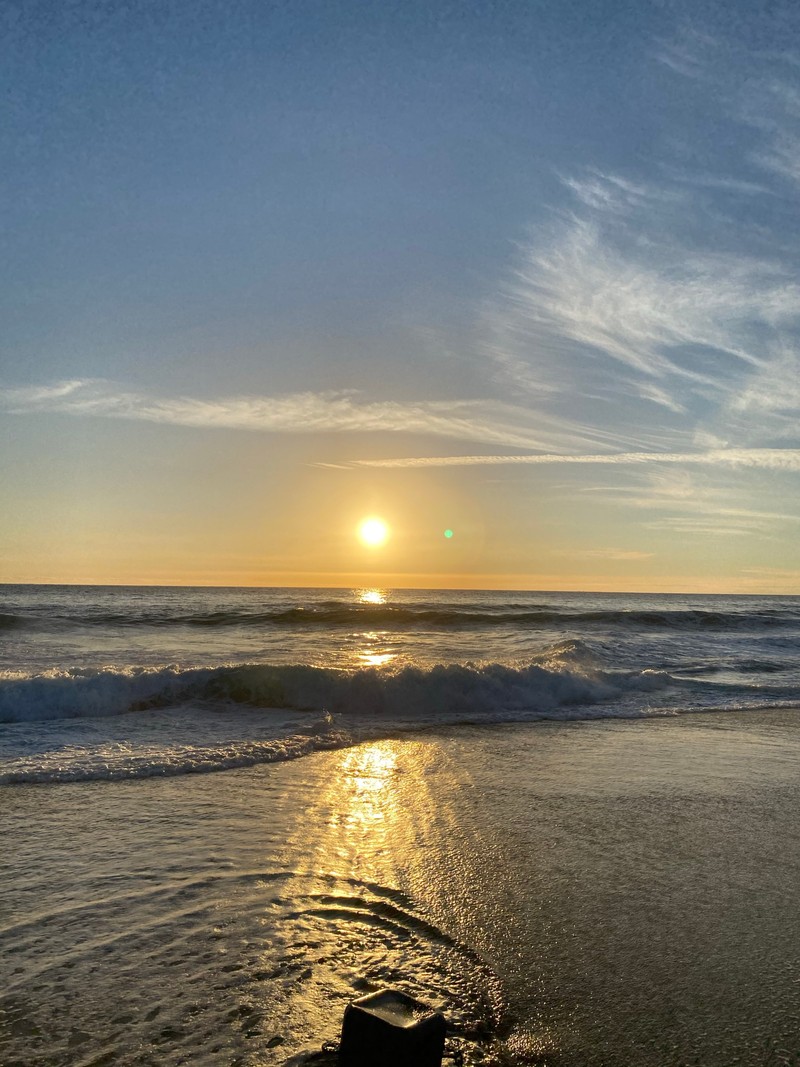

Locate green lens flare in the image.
[444,529,454,539]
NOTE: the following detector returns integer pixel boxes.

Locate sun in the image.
[358,517,390,547]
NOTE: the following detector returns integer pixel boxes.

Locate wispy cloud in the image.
[552,548,654,562]
[355,448,800,471]
[648,34,800,450]
[6,35,800,513]
[742,566,800,581]
[477,33,800,481]
[588,466,800,538]
[656,29,720,80]
[657,30,800,196]
[0,378,608,452]
[642,516,776,537]
[487,173,800,411]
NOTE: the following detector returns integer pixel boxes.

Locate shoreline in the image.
[4,698,800,787]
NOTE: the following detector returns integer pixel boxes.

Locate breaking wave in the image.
[0,647,669,726]
[0,647,681,785]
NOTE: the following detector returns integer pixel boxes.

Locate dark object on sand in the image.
[338,989,447,1067]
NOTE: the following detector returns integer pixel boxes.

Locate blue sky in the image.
[3,0,800,589]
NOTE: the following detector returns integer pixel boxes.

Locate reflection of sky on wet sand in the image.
[327,743,401,872]
[259,739,509,1063]
[245,717,800,1064]
[294,740,412,885]
[340,743,398,801]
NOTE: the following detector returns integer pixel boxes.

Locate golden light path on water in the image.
[245,585,551,1061]
[355,590,396,667]
[356,647,395,668]
[253,737,530,1064]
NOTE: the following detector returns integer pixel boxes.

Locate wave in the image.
[6,649,800,784]
[0,729,350,785]
[0,646,668,725]
[4,604,800,632]
[0,647,679,784]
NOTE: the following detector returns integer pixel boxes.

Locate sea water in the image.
[2,585,800,783]
[3,586,800,1066]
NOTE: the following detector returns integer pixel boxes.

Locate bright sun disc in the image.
[358,517,390,547]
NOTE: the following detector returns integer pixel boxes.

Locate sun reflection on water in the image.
[356,588,386,605]
[335,742,399,833]
[342,742,397,790]
[353,622,397,669]
[357,651,395,668]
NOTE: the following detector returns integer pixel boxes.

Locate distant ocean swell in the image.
[0,650,668,725]
[3,604,800,631]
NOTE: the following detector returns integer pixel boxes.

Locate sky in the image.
[3,0,800,591]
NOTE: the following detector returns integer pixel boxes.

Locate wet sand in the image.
[3,710,800,1066]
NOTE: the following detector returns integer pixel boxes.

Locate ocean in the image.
[3,586,800,1065]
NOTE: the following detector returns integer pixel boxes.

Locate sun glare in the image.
[358,589,386,604]
[358,517,390,547]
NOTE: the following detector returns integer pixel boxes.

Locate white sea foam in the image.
[0,702,342,784]
[0,729,350,784]
[0,652,668,725]
[0,653,678,784]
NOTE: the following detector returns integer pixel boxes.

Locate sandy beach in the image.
[4,709,800,1066]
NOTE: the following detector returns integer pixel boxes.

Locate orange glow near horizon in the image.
[6,568,800,594]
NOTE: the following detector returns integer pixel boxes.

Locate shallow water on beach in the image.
[4,710,800,1066]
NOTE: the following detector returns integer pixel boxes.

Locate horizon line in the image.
[2,579,798,596]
